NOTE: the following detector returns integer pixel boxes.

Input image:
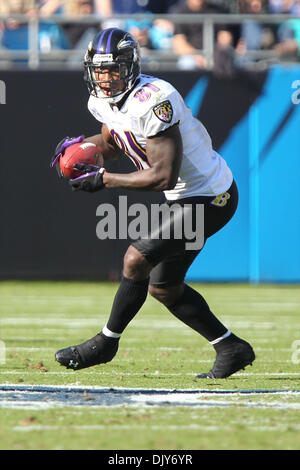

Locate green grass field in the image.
[0,281,300,450]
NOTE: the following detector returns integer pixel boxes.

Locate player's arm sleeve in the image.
[87,96,105,123]
[140,91,180,138]
[86,96,125,161]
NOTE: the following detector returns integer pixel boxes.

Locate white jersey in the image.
[88,74,233,200]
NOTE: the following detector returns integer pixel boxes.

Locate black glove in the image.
[50,135,85,178]
[69,163,106,193]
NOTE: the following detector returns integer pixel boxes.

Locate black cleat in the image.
[196,334,255,379]
[55,331,119,370]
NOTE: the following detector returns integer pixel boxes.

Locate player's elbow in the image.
[158,173,178,191]
[150,165,178,191]
[164,175,178,190]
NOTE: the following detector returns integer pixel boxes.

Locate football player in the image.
[51,28,255,378]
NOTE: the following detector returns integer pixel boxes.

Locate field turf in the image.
[0,281,299,450]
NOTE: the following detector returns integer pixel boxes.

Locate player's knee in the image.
[123,245,151,279]
[149,284,184,307]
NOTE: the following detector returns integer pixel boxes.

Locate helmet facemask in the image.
[84,38,140,104]
[89,62,130,100]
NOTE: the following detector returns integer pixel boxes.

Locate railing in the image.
[0,13,299,70]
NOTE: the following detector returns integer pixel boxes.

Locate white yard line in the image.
[1,371,300,377]
[2,383,300,392]
[12,423,300,432]
[1,317,299,330]
[2,399,300,411]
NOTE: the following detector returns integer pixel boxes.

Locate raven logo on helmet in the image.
[118,39,135,49]
[84,28,141,105]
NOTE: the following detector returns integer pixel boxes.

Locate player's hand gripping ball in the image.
[59,142,103,180]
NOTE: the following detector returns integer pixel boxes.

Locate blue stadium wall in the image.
[185,65,300,283]
[0,65,299,282]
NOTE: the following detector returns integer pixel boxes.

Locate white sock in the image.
[102,324,121,339]
[209,330,231,345]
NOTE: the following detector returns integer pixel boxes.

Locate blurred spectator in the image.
[39,0,63,16]
[39,0,111,19]
[0,0,38,24]
[272,2,300,60]
[235,0,276,68]
[0,0,38,16]
[94,0,180,14]
[95,0,179,30]
[125,17,154,59]
[0,0,38,54]
[100,0,145,14]
[145,0,181,12]
[0,0,69,55]
[60,0,99,50]
[238,0,268,13]
[126,12,176,56]
[150,18,175,51]
[273,20,300,59]
[268,0,300,13]
[94,0,148,27]
[171,0,236,71]
[94,0,113,15]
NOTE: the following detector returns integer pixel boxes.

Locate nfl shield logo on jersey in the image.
[153,100,173,123]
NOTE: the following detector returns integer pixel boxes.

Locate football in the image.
[59,142,103,179]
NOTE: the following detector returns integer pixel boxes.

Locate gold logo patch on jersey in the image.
[153,100,173,123]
